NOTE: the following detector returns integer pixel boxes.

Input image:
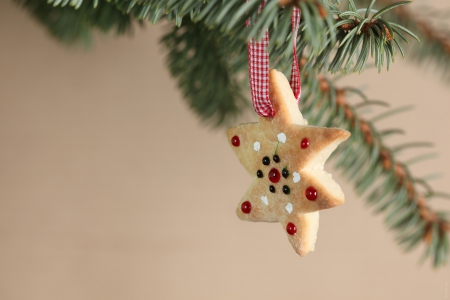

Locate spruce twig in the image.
[358,0,450,79]
[14,0,132,45]
[16,0,416,75]
[161,18,249,127]
[300,58,449,268]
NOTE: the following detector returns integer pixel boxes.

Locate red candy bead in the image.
[300,138,309,149]
[241,201,252,214]
[305,186,317,201]
[286,222,297,235]
[268,168,281,183]
[231,135,240,147]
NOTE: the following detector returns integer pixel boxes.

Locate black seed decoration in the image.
[269,185,276,193]
[273,155,280,163]
[257,170,263,178]
[262,156,270,165]
[282,168,289,178]
[283,185,290,195]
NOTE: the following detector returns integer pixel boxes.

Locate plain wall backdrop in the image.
[0,1,449,299]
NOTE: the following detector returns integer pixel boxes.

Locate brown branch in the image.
[301,58,450,246]
[380,0,450,53]
[284,0,450,51]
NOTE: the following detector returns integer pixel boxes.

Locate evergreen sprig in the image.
[358,0,450,80]
[158,1,420,125]
[310,0,419,74]
[16,0,336,60]
[299,63,449,268]
[16,0,418,76]
[161,18,248,127]
[15,0,132,44]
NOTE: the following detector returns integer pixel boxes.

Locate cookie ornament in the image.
[228,70,350,256]
[227,6,350,256]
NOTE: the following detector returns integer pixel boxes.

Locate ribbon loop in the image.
[290,7,301,102]
[247,4,301,117]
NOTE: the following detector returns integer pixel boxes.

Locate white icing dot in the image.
[277,133,287,143]
[293,172,301,183]
[285,203,293,214]
[261,196,268,205]
[253,141,261,152]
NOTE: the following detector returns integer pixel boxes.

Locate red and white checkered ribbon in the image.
[289,7,301,102]
[247,4,301,117]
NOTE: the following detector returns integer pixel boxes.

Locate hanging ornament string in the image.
[247,3,301,117]
[289,7,301,102]
[246,1,272,117]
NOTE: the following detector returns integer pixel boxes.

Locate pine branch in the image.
[104,0,338,61]
[158,1,419,125]
[306,0,418,74]
[14,0,133,45]
[17,0,417,76]
[357,0,450,79]
[118,0,418,75]
[161,19,249,127]
[299,59,449,268]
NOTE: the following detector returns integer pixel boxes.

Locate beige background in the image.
[1,1,449,299]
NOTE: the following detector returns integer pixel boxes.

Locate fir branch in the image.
[357,0,450,79]
[170,0,419,75]
[14,0,133,45]
[159,3,358,125]
[161,19,249,127]
[113,0,337,63]
[299,59,449,268]
[308,0,418,74]
[16,0,418,76]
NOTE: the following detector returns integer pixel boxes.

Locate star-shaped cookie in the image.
[227,70,350,256]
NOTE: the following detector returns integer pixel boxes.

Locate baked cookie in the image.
[227,69,350,256]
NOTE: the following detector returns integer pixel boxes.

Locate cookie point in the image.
[268,70,307,126]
